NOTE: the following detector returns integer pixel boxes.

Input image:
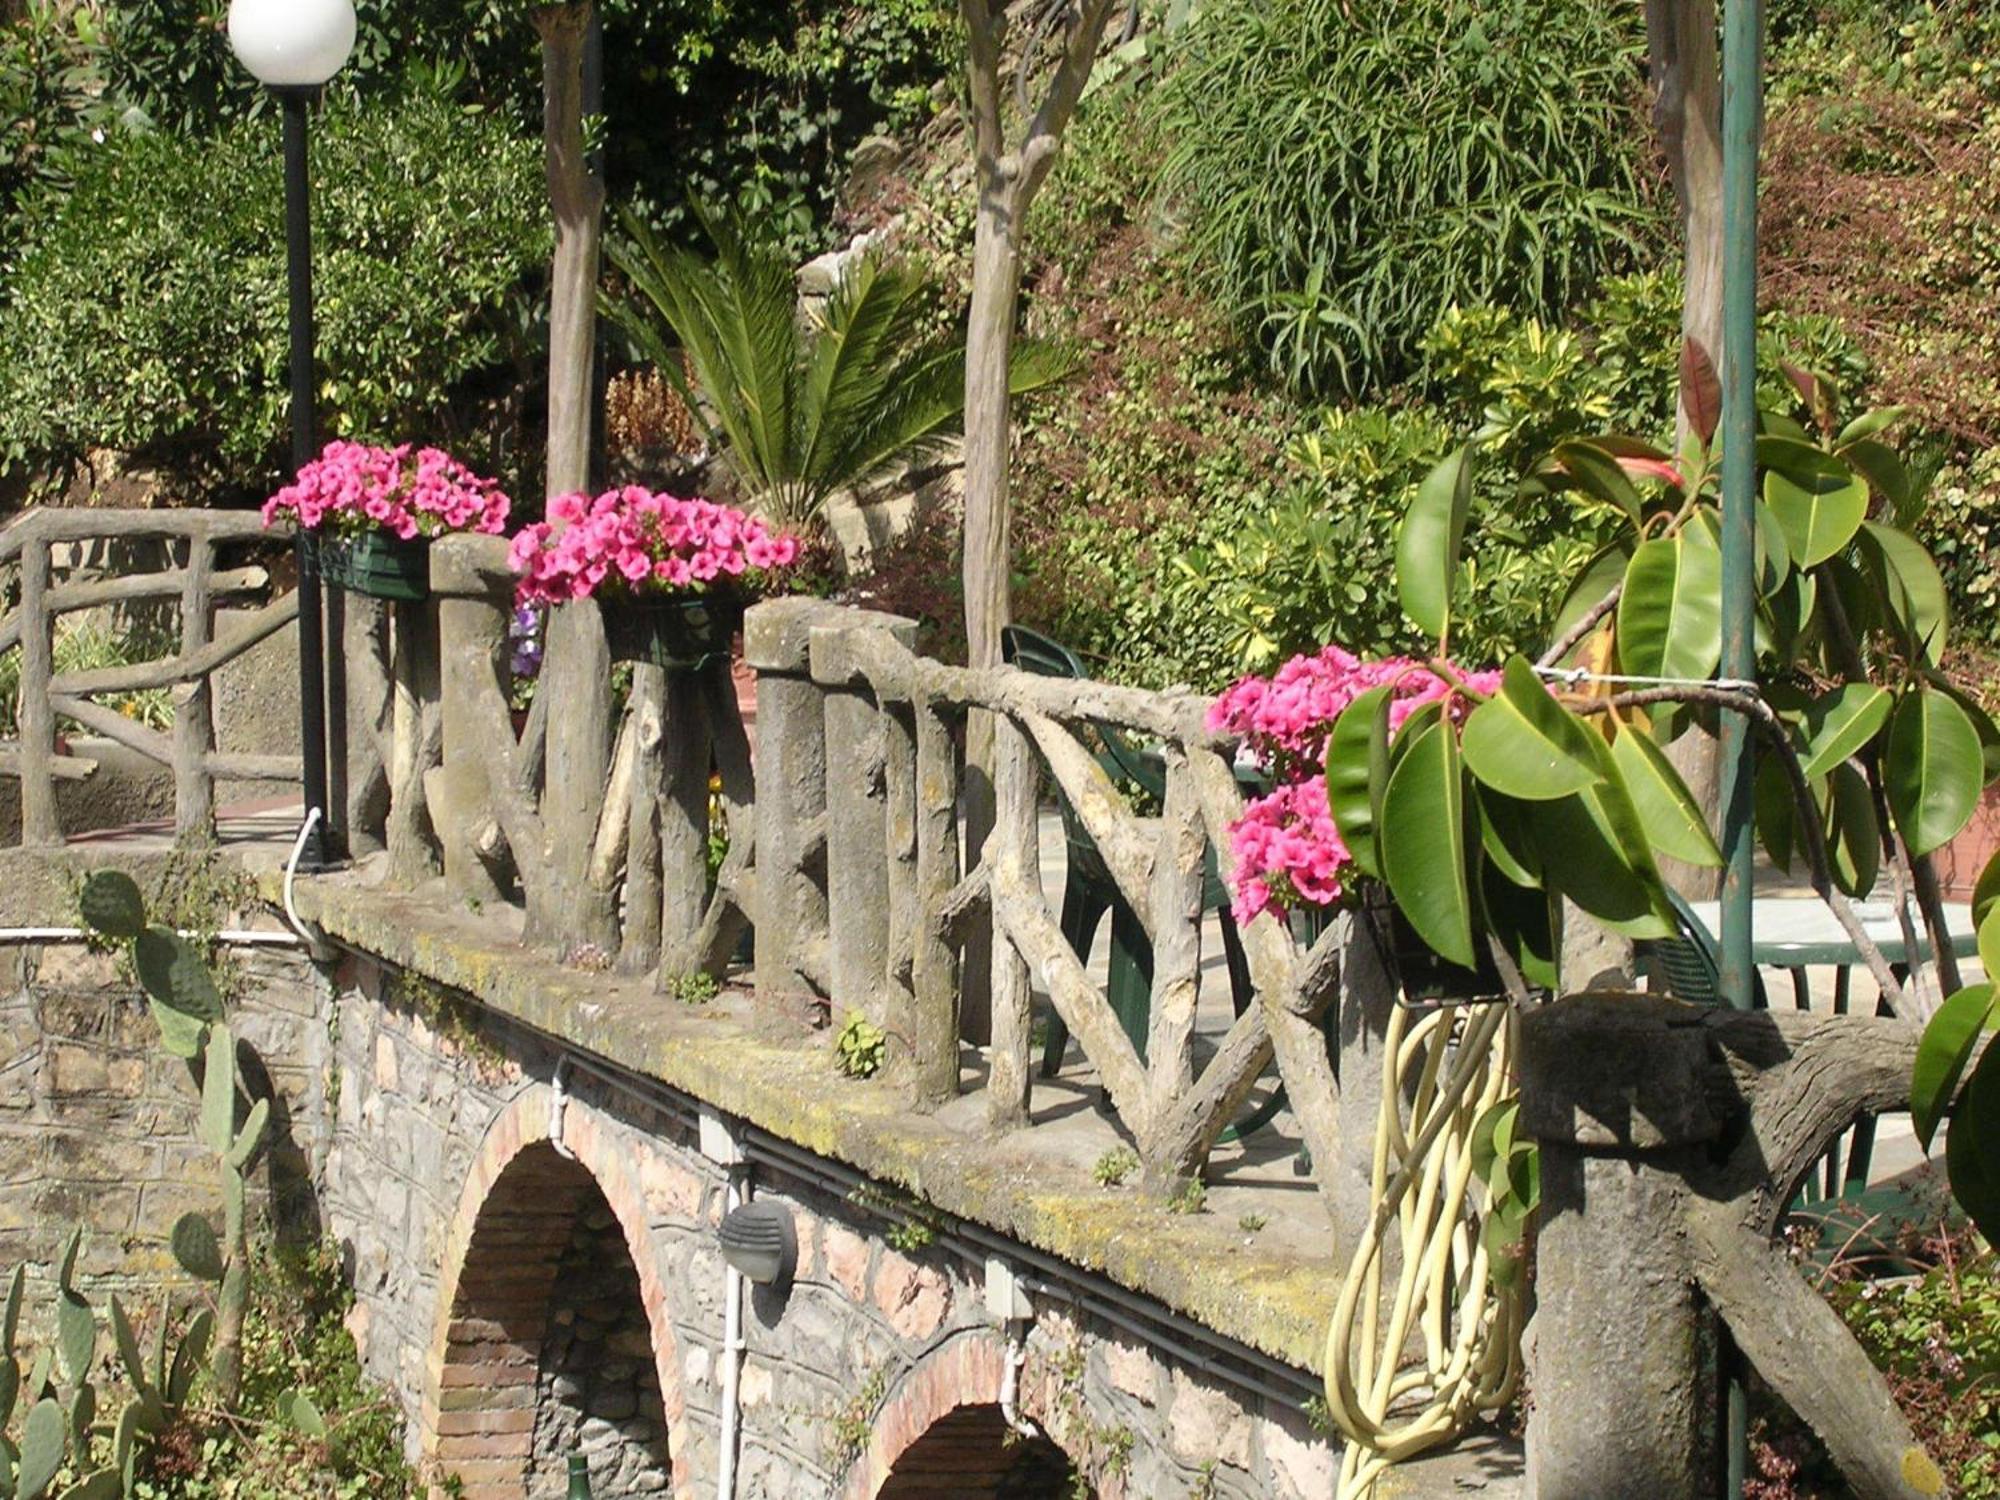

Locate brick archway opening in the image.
[432,1142,671,1499]
[874,1404,1086,1499]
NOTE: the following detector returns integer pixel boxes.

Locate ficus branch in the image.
[1536,583,1623,669]
[1569,685,1914,1014]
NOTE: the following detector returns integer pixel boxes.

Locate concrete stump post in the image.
[1518,993,1719,1500]
[810,611,917,1034]
[430,537,512,907]
[744,599,847,1028]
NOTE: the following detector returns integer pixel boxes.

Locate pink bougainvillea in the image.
[1211,647,1500,922]
[261,440,510,541]
[507,486,800,609]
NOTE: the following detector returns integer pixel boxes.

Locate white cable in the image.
[0,927,300,946]
[717,1171,747,1500]
[999,1321,1038,1439]
[281,805,323,947]
[548,1058,576,1161]
[1323,1002,1525,1499]
[1533,663,1761,695]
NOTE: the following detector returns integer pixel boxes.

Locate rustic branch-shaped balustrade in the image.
[0,508,299,845]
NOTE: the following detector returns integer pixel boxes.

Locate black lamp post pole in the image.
[280,87,336,870]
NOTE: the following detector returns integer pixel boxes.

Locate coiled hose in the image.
[1323,1000,1526,1498]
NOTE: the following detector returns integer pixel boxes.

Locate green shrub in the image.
[1152,0,1657,398]
[0,90,548,501]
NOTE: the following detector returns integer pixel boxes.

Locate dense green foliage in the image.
[0,92,548,501]
[1152,0,1656,398]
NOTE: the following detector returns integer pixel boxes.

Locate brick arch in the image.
[421,1088,690,1498]
[840,1331,1090,1500]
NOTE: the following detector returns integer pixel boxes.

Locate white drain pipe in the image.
[717,1170,747,1500]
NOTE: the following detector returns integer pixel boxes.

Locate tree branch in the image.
[1537,583,1623,669]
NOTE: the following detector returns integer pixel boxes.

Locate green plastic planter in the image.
[601,595,740,673]
[311,531,431,602]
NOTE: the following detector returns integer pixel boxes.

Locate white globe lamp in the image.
[226,0,357,88]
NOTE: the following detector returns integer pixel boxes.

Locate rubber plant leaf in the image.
[1610,728,1724,869]
[1885,687,1984,856]
[1800,684,1892,779]
[1858,521,1949,665]
[1763,464,1868,567]
[1396,443,1474,641]
[1324,684,1394,882]
[1617,532,1722,682]
[1460,656,1604,802]
[1824,762,1881,900]
[1381,716,1476,968]
[1945,1037,2000,1246]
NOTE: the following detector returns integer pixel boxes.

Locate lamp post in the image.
[227,0,357,872]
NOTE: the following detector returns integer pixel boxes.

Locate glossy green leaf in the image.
[1885,687,1984,856]
[1844,437,1914,519]
[1982,903,2000,983]
[1800,684,1891,779]
[1837,406,1908,446]
[1532,754,1674,939]
[1764,464,1868,567]
[1396,443,1474,640]
[1460,657,1605,801]
[1480,864,1559,990]
[1976,847,2000,931]
[1475,788,1542,888]
[1618,533,1722,682]
[1381,718,1475,968]
[1825,762,1880,900]
[1859,521,1949,665]
[1610,729,1723,869]
[1325,684,1393,882]
[1755,757,1798,873]
[1924,670,2000,782]
[1945,1037,2000,1246]
[1551,439,1644,524]
[1756,433,1845,483]
[1548,542,1631,656]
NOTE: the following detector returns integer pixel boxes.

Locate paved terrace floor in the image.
[44,798,1984,1496]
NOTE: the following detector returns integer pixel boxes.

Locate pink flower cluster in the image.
[1212,646,1500,922]
[508,487,801,608]
[261,440,510,541]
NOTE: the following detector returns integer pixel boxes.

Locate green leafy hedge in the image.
[0,91,548,501]
[1152,0,1657,399]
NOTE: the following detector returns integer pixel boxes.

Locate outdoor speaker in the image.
[717,1200,796,1286]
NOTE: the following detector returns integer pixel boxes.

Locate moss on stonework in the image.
[240,865,1341,1370]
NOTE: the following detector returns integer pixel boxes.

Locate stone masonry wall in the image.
[323,953,1337,1500]
[0,939,329,1303]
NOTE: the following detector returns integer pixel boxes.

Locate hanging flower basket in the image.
[262,440,512,605]
[601,594,742,673]
[311,531,432,602]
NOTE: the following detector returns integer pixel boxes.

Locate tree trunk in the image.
[1647,0,1728,899]
[529,1,618,955]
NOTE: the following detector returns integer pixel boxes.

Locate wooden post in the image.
[910,698,962,1108]
[745,599,842,1028]
[985,711,1038,1131]
[617,664,666,977]
[811,611,918,1033]
[173,527,216,844]
[430,536,515,906]
[16,532,58,846]
[1141,754,1204,1183]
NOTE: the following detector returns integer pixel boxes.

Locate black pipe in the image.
[280,88,336,870]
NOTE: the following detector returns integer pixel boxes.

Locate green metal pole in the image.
[1718,0,1763,1019]
[1719,3,1765,1493]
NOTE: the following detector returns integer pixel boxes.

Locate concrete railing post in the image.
[430,536,514,907]
[744,598,846,1028]
[809,610,917,1033]
[1518,993,1719,1500]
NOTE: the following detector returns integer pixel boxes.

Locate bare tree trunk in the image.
[957,0,1120,1039]
[528,1,618,955]
[1648,0,1728,899]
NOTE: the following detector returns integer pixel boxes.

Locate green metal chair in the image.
[1000,627,1255,1079]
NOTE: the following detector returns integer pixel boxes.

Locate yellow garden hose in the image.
[1323,1001,1526,1498]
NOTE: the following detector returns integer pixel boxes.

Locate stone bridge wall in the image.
[3,924,1333,1499]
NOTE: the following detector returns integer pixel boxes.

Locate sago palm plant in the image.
[606,209,1075,529]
